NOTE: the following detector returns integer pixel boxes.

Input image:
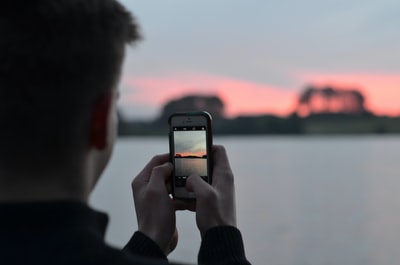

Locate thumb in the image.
[186,175,219,237]
[148,162,173,188]
[186,175,211,196]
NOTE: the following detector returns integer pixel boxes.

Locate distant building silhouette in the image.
[297,86,368,116]
[157,94,225,122]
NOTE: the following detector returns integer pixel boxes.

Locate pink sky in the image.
[121,72,400,118]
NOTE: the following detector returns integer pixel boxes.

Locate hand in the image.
[185,145,237,237]
[131,154,178,255]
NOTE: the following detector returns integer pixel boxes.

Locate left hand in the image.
[131,154,178,255]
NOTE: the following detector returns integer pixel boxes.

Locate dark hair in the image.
[0,0,141,169]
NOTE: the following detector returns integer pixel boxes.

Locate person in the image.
[0,1,251,265]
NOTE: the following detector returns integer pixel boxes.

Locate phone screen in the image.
[172,126,209,187]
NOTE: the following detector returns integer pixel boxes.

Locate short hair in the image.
[0,0,141,169]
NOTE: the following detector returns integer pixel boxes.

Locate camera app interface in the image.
[173,126,208,187]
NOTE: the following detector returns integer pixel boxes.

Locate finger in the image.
[211,145,234,187]
[148,162,173,191]
[135,154,170,183]
[186,175,215,201]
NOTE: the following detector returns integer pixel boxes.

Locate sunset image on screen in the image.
[173,130,207,158]
[173,130,208,177]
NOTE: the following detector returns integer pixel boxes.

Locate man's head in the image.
[0,0,140,174]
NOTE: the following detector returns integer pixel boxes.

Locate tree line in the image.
[118,86,400,135]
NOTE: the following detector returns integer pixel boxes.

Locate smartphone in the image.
[169,111,213,199]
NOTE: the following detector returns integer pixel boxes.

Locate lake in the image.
[90,136,400,265]
[174,157,208,177]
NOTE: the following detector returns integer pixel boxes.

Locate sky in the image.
[174,131,206,157]
[118,0,400,120]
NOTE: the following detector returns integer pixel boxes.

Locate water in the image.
[90,136,400,265]
[175,158,207,176]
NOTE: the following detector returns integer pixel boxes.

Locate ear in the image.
[90,91,113,150]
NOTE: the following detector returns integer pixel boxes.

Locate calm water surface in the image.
[90,136,400,265]
[175,158,207,176]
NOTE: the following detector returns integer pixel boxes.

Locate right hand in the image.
[184,145,237,237]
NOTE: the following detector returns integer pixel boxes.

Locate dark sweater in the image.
[0,201,250,265]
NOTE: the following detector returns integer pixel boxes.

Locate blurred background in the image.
[90,1,400,264]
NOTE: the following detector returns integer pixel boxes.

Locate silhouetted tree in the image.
[297,86,367,116]
[320,87,335,112]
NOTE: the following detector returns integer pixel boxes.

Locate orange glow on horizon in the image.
[121,73,296,117]
[175,151,206,158]
[121,72,400,118]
